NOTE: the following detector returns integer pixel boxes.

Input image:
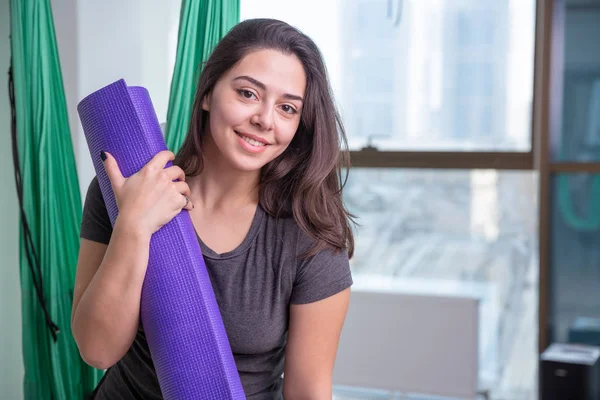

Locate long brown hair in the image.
[175,18,355,258]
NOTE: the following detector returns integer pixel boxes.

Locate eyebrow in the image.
[233,75,304,102]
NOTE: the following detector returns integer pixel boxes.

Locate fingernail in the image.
[100,151,107,162]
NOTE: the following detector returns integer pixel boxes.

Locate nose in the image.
[250,104,274,131]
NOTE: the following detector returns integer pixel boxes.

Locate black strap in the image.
[8,59,60,342]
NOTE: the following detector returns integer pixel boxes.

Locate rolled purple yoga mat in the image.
[77,79,246,399]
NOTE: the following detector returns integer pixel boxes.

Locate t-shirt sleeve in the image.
[290,232,353,305]
[80,175,113,245]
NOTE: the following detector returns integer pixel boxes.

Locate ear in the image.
[202,93,211,112]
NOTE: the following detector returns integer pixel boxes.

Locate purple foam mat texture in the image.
[77,79,246,400]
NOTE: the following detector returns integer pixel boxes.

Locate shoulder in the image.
[80,175,113,244]
[86,175,102,198]
[268,214,352,305]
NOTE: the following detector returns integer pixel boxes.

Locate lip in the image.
[235,131,270,154]
[235,130,270,145]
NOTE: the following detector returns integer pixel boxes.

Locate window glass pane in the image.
[552,5,600,161]
[241,0,536,152]
[550,173,600,345]
[340,168,538,399]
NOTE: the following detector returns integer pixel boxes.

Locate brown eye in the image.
[238,89,257,100]
[281,104,297,114]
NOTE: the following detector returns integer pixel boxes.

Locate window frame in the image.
[349,149,534,169]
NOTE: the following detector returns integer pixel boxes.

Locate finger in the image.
[101,151,125,189]
[164,165,186,182]
[173,181,191,198]
[183,195,193,211]
[148,150,175,171]
[174,182,193,210]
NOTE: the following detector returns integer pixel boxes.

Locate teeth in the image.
[241,135,265,147]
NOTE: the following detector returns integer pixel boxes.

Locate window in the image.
[546,2,600,349]
[552,6,600,162]
[241,1,539,399]
[242,0,536,153]
[550,173,600,344]
[344,168,538,399]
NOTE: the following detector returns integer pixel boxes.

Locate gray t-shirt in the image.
[80,176,353,399]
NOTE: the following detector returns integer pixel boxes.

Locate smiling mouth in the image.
[235,131,268,147]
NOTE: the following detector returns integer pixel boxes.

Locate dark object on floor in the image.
[540,343,600,400]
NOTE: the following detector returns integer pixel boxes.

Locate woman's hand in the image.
[101,150,193,236]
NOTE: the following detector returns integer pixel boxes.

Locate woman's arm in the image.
[283,288,351,399]
[71,222,151,370]
[71,150,192,369]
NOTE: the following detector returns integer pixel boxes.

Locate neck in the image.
[188,138,260,211]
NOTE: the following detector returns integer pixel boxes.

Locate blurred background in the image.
[2,0,600,399]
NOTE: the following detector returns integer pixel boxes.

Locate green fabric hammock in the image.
[9,1,103,399]
[165,0,240,152]
[9,0,239,398]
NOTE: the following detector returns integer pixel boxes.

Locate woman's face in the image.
[202,49,306,172]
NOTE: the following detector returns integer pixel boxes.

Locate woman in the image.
[72,18,355,399]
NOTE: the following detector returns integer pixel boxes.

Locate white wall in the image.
[0,0,25,398]
[51,0,79,158]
